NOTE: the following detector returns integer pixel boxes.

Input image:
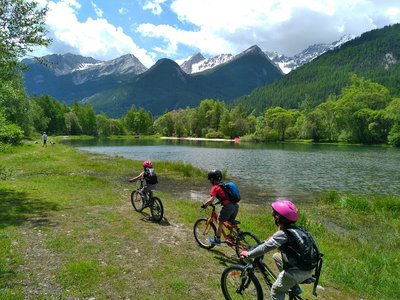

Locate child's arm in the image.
[202,195,216,207]
[129,172,144,182]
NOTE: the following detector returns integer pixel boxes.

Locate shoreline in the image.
[160,136,235,142]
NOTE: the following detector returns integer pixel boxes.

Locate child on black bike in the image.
[240,199,319,300]
[201,169,239,245]
[129,160,158,201]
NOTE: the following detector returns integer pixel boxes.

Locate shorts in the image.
[218,202,239,223]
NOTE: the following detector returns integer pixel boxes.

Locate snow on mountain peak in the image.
[265,34,355,74]
[181,53,233,74]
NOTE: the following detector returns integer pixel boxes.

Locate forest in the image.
[1,74,400,147]
[1,1,399,148]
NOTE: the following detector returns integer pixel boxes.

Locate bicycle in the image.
[220,254,323,300]
[131,178,164,222]
[193,203,261,257]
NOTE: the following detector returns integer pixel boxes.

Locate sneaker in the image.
[209,236,221,245]
[291,285,303,295]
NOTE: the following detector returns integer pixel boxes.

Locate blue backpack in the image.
[219,181,241,203]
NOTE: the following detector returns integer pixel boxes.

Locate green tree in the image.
[73,103,97,136]
[336,75,391,143]
[123,106,153,135]
[386,98,400,147]
[109,119,126,135]
[0,0,50,142]
[135,108,153,134]
[96,113,112,137]
[301,100,339,142]
[265,107,298,141]
[34,95,67,135]
[64,111,82,135]
[153,112,174,136]
[0,0,50,66]
[191,99,225,137]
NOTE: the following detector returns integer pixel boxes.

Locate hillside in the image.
[86,45,282,116]
[22,53,147,105]
[235,24,400,114]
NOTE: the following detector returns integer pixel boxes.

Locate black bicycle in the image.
[131,178,164,222]
[221,255,323,300]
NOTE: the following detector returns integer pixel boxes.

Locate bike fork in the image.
[202,218,213,235]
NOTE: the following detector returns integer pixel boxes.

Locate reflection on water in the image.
[63,138,400,199]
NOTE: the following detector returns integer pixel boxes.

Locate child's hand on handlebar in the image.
[201,204,207,209]
[240,250,248,259]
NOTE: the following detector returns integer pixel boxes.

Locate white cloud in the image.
[118,7,129,15]
[42,0,155,67]
[91,1,104,18]
[31,0,400,66]
[142,0,167,16]
[137,23,234,57]
[140,0,400,57]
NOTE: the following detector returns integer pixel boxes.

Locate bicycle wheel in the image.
[131,190,145,212]
[221,264,263,300]
[150,197,164,222]
[193,218,217,249]
[235,232,261,258]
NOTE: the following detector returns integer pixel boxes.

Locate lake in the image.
[64,138,400,200]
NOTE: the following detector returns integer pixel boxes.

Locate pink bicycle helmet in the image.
[143,160,153,168]
[271,199,298,222]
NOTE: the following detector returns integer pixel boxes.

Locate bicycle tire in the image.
[221,264,263,300]
[150,197,164,222]
[131,190,145,212]
[235,232,261,258]
[193,218,217,249]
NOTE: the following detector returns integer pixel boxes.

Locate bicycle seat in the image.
[230,220,240,225]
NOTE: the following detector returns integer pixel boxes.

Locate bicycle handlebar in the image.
[200,202,222,209]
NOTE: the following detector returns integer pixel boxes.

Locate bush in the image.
[264,129,279,142]
[0,123,24,144]
[205,130,225,139]
[388,123,400,147]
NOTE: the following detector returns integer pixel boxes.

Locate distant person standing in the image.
[42,132,47,147]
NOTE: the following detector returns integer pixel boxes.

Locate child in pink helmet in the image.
[129,160,158,200]
[240,199,315,300]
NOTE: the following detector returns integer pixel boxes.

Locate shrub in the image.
[388,123,400,147]
[0,123,24,144]
[205,130,225,139]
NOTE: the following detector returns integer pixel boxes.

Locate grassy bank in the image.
[0,141,399,299]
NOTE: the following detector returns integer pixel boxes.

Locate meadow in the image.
[0,140,399,299]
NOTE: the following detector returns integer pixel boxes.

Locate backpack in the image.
[219,181,241,203]
[282,226,322,271]
[144,168,158,185]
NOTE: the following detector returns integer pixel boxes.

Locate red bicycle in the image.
[193,203,261,257]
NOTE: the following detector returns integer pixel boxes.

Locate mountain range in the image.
[23,45,283,116]
[180,34,354,74]
[22,33,358,117]
[235,24,400,115]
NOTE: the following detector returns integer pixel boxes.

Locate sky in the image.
[33,0,400,67]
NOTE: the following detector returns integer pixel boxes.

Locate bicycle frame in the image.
[204,203,239,244]
[138,178,154,204]
[251,257,305,300]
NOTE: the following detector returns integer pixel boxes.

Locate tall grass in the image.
[309,191,400,299]
[320,191,400,217]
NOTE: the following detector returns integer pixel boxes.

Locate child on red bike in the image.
[201,169,239,245]
[129,160,158,200]
[240,199,317,300]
